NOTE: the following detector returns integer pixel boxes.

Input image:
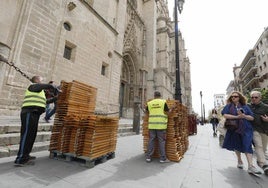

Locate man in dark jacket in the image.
[14,76,60,166]
[248,90,268,175]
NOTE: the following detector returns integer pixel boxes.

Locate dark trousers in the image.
[212,123,218,133]
[147,129,167,161]
[15,111,40,164]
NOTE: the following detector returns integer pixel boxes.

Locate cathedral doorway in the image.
[119,54,137,118]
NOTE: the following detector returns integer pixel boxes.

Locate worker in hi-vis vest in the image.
[145,91,173,163]
[14,75,60,167]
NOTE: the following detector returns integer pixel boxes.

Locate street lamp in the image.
[200,91,204,125]
[174,0,185,102]
[203,104,205,124]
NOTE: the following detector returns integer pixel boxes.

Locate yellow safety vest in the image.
[148,99,168,129]
[22,87,46,108]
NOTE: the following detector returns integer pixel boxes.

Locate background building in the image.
[213,94,225,110]
[0,0,192,117]
[226,27,268,98]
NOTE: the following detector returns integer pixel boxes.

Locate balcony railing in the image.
[242,74,260,89]
[240,56,256,72]
[240,65,258,80]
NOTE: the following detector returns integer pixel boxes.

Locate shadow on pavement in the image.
[0,154,87,187]
[89,154,172,188]
[217,166,267,188]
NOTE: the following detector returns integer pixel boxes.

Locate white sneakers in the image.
[262,164,268,175]
[159,159,170,163]
[237,163,244,169]
[247,166,262,175]
[146,158,171,163]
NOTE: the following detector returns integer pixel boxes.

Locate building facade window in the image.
[64,46,72,60]
[101,62,109,76]
[63,41,76,61]
[63,22,71,31]
[101,65,106,75]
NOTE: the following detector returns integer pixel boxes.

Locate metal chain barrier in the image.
[0,55,31,81]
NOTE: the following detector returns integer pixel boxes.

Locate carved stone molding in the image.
[126,2,144,29]
[0,42,11,58]
[82,0,94,6]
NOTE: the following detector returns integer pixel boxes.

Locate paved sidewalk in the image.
[0,124,267,188]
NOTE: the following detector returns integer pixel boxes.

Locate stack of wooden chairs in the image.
[49,80,119,159]
[142,99,189,162]
[188,114,197,135]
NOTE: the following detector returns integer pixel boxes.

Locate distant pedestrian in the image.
[221,91,261,175]
[248,90,268,175]
[14,76,60,167]
[145,91,172,163]
[210,109,219,137]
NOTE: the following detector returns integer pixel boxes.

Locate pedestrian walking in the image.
[145,91,171,163]
[248,90,268,175]
[210,109,219,137]
[14,76,60,167]
[221,91,262,176]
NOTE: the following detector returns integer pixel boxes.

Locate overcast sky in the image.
[168,0,268,117]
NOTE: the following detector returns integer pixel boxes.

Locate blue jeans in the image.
[45,103,56,120]
[147,129,167,161]
[212,123,218,133]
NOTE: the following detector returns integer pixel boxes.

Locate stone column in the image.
[133,96,141,134]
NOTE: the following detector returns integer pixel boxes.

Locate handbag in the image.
[224,119,239,130]
[217,118,227,135]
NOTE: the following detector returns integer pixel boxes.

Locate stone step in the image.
[0,141,50,158]
[0,125,140,158]
[0,124,132,134]
[0,132,138,158]
[0,124,53,134]
[0,133,136,159]
[0,116,141,158]
[0,131,51,146]
[0,125,136,145]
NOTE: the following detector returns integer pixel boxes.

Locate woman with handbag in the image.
[221,91,262,176]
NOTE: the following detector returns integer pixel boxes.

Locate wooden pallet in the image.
[49,150,115,168]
